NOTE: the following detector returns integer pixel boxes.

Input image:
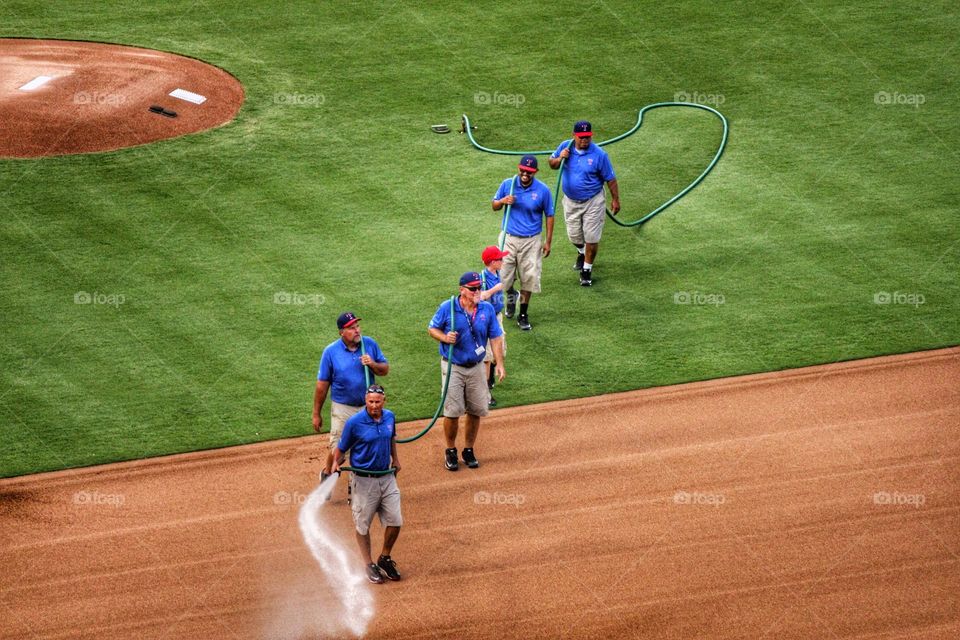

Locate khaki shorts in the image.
[440,359,490,418]
[329,401,364,448]
[350,473,402,535]
[500,233,543,293]
[563,191,606,244]
[483,312,505,363]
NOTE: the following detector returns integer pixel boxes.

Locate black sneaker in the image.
[517,314,532,331]
[462,447,480,469]
[377,555,402,581]
[580,268,593,287]
[444,447,459,471]
[366,563,384,584]
[573,253,585,271]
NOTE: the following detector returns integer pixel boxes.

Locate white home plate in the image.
[19,75,54,91]
[169,88,206,104]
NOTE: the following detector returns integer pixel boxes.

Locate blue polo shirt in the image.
[492,176,554,237]
[551,140,616,200]
[338,407,395,471]
[428,297,503,365]
[317,336,387,406]
[481,268,504,314]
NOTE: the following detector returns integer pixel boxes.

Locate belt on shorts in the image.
[351,469,393,478]
[444,358,479,368]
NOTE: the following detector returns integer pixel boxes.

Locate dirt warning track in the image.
[1,347,958,639]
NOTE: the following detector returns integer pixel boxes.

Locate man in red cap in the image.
[549,120,620,287]
[479,245,508,407]
[492,154,555,329]
[428,272,505,470]
[313,312,389,494]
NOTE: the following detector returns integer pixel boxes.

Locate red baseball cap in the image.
[481,246,509,264]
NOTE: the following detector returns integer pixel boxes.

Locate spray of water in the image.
[296,474,375,637]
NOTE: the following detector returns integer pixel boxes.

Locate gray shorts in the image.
[500,233,543,293]
[329,402,364,448]
[483,313,505,363]
[563,191,606,244]
[350,473,402,535]
[440,359,490,418]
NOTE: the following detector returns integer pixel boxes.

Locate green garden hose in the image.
[462,101,728,227]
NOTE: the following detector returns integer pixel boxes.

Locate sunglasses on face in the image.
[462,286,482,292]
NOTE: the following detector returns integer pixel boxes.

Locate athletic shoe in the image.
[580,268,593,287]
[488,394,497,408]
[573,253,585,271]
[320,470,332,501]
[517,314,532,331]
[445,447,459,471]
[504,289,517,318]
[377,555,402,581]
[366,563,384,584]
[462,447,480,469]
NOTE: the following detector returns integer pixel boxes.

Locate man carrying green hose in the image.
[548,120,620,287]
[491,155,554,330]
[428,272,506,471]
[332,384,403,584]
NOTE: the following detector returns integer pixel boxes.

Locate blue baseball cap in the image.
[459,271,482,287]
[336,311,360,329]
[518,155,538,173]
[573,120,592,137]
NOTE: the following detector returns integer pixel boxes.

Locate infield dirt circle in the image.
[0,38,244,157]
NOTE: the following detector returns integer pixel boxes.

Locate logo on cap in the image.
[459,271,482,287]
[336,312,360,329]
[573,120,593,137]
[518,155,538,173]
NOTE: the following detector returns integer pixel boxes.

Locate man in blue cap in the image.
[332,383,403,584]
[548,120,620,286]
[314,312,389,491]
[491,154,555,330]
[428,272,506,470]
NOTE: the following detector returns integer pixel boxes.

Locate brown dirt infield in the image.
[1,347,957,639]
[0,39,243,158]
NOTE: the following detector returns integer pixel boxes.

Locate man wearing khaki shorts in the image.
[492,154,554,330]
[332,384,403,584]
[549,120,620,287]
[313,312,389,492]
[428,272,505,471]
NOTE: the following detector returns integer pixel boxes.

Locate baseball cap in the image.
[573,120,593,137]
[481,245,509,264]
[459,271,482,287]
[336,311,360,329]
[518,155,538,173]
[366,383,385,395]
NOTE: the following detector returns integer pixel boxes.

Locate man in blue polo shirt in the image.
[492,154,554,330]
[313,312,389,490]
[332,384,403,584]
[549,120,620,287]
[428,272,505,471]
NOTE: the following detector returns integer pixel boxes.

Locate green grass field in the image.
[2,1,957,477]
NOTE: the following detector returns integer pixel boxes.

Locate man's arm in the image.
[492,195,515,211]
[331,445,345,473]
[429,326,458,344]
[312,380,330,432]
[390,437,401,475]
[360,356,389,376]
[543,215,555,257]
[606,178,620,214]
[490,336,506,381]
